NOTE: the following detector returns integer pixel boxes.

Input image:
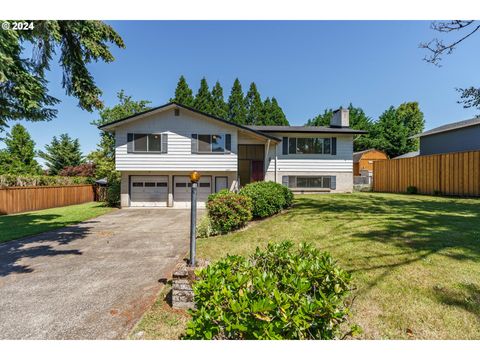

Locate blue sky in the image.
[4,21,480,162]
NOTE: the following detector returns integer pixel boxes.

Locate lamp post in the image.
[189,171,201,267]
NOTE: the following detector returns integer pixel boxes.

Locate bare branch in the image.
[420,20,480,66]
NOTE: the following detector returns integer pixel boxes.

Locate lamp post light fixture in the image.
[189,171,201,267]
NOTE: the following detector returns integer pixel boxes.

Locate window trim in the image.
[132,132,163,153]
[287,137,333,155]
[285,175,334,189]
[194,134,227,154]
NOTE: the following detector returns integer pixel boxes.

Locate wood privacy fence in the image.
[373,150,480,197]
[0,184,95,215]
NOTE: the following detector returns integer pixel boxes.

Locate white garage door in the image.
[173,176,212,208]
[130,176,168,207]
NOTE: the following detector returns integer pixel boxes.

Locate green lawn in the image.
[133,192,480,340]
[0,202,114,243]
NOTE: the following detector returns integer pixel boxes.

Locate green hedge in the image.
[239,181,293,218]
[0,174,92,187]
[185,241,359,340]
[206,192,253,234]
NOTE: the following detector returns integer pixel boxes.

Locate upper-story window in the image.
[192,134,231,154]
[284,137,335,155]
[127,133,168,153]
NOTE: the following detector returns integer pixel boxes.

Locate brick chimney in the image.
[330,108,349,128]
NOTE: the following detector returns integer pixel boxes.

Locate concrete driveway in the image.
[0,208,197,339]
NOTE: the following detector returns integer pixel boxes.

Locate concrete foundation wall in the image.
[264,171,353,193]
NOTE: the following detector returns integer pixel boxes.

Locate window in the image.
[199,182,211,188]
[196,134,227,153]
[144,182,156,187]
[288,137,332,154]
[156,182,167,187]
[132,182,143,187]
[286,176,333,189]
[133,133,163,152]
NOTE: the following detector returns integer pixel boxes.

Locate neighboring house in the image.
[413,116,480,156]
[99,103,366,208]
[391,151,419,159]
[352,149,388,176]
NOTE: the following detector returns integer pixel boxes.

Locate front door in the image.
[251,160,264,182]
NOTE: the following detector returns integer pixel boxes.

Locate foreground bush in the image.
[106,173,121,207]
[0,174,92,187]
[239,181,293,218]
[185,241,357,340]
[206,192,253,234]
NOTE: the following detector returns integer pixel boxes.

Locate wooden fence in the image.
[0,184,95,215]
[373,150,480,196]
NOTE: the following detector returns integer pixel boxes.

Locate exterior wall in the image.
[114,108,238,171]
[354,150,388,175]
[420,124,480,156]
[120,170,236,208]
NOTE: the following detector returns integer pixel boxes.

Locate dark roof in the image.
[246,125,368,134]
[415,117,480,138]
[98,102,281,142]
[391,151,419,159]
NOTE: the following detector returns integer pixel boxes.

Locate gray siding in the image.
[420,124,480,155]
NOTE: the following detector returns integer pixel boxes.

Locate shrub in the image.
[196,214,219,238]
[185,241,358,340]
[406,186,418,194]
[239,181,293,218]
[106,173,121,207]
[59,163,96,177]
[207,188,230,202]
[0,174,91,187]
[206,192,253,234]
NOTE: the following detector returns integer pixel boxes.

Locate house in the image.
[352,149,388,176]
[413,116,480,156]
[391,151,419,159]
[99,103,367,208]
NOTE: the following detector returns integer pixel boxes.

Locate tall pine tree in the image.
[39,134,84,175]
[245,82,263,125]
[210,81,228,119]
[170,75,194,106]
[193,78,213,114]
[0,124,42,174]
[269,97,289,125]
[227,78,247,124]
[261,97,273,125]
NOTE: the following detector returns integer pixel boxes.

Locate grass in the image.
[129,284,190,340]
[135,192,480,339]
[0,202,114,243]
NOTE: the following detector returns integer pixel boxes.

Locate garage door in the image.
[173,176,211,207]
[130,176,168,207]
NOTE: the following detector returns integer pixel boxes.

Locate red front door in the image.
[251,160,264,182]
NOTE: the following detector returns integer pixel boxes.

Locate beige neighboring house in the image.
[99,103,367,208]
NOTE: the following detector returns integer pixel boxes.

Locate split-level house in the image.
[99,102,367,208]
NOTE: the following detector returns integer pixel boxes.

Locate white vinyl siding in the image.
[115,109,237,171]
[266,133,353,173]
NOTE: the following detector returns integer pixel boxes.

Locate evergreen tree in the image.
[245,82,263,125]
[89,90,151,179]
[39,134,84,175]
[269,97,289,125]
[227,78,247,124]
[0,21,124,132]
[0,124,42,174]
[261,97,273,125]
[170,75,194,106]
[210,81,228,119]
[395,102,425,153]
[193,78,213,114]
